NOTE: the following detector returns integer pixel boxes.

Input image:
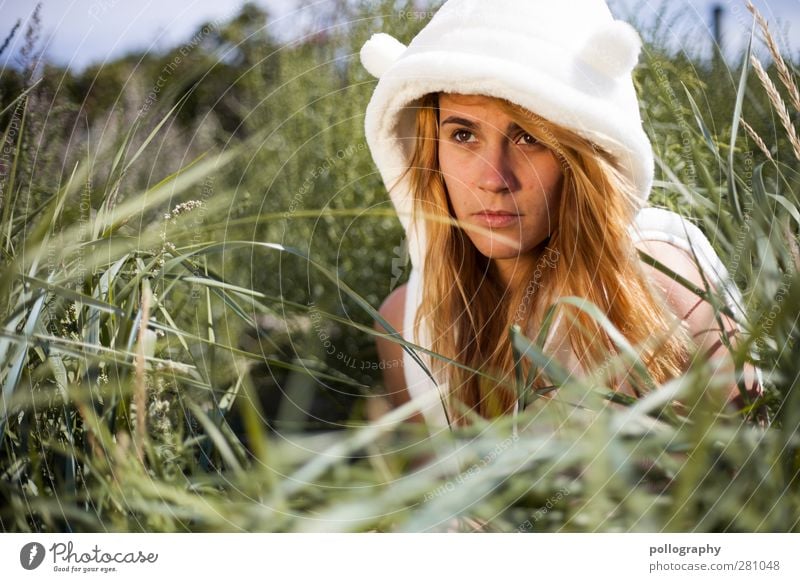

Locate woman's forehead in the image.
[437,93,524,126]
[438,93,505,109]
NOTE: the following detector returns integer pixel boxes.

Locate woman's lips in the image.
[472,211,521,228]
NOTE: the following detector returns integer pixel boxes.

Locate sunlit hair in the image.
[398,92,692,426]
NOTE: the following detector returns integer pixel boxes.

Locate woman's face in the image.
[437,93,564,264]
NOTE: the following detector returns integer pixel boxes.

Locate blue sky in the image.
[1,0,798,71]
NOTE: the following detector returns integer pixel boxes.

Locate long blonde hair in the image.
[402,93,691,426]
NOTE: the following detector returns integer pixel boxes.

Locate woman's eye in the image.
[452,129,474,143]
[517,133,539,146]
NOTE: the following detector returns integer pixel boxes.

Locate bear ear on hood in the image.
[360,33,407,79]
[579,20,643,79]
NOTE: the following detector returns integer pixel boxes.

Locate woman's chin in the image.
[469,236,539,260]
[472,243,527,261]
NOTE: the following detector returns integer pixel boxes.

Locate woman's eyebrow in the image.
[440,116,479,129]
[439,116,526,135]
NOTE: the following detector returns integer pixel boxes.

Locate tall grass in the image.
[0,0,798,532]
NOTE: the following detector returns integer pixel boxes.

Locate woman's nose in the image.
[476,144,518,193]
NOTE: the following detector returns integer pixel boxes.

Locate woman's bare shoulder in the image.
[634,239,708,318]
[375,284,407,334]
[634,239,762,405]
[373,284,419,418]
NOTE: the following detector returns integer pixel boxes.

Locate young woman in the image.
[363,0,762,428]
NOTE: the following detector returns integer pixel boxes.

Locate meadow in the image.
[0,0,798,532]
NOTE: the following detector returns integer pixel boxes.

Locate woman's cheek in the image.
[441,178,470,222]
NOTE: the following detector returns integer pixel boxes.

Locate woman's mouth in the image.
[472,211,521,228]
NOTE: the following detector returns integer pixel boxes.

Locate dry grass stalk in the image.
[747,1,800,113]
[134,282,152,464]
[75,401,107,467]
[741,118,775,162]
[783,222,800,275]
[750,55,800,162]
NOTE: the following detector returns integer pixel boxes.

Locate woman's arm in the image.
[373,284,424,422]
[635,240,763,409]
